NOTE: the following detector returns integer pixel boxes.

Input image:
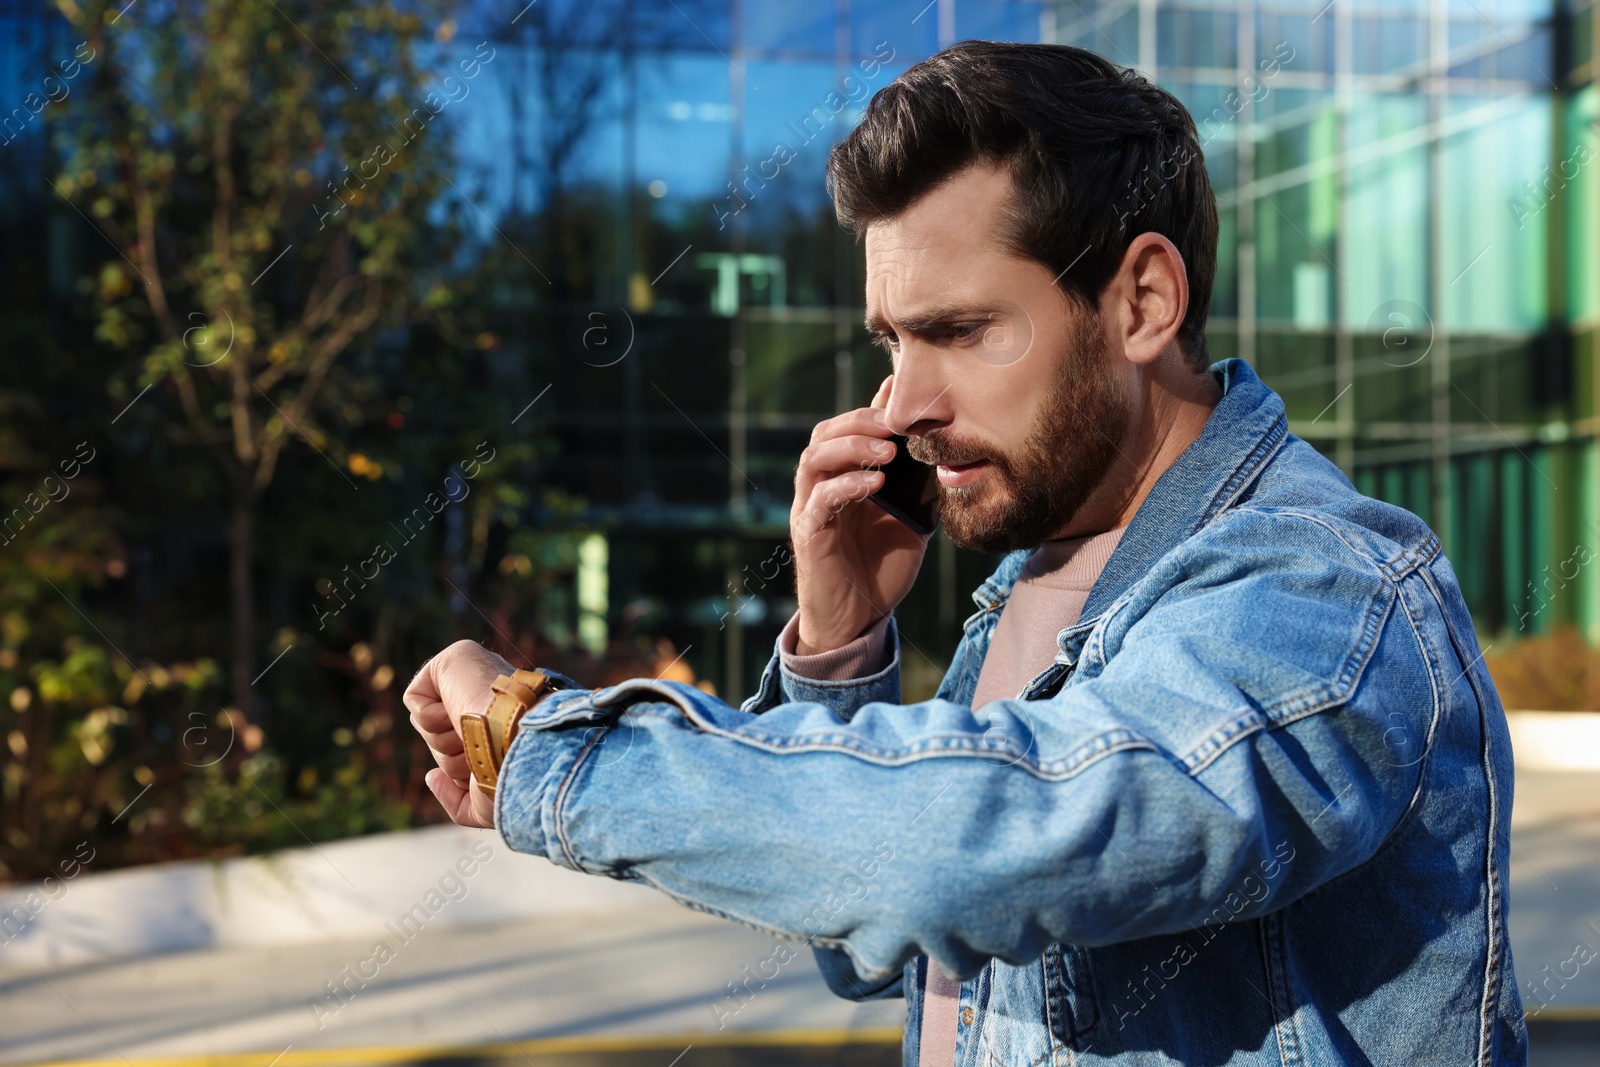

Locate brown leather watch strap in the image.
[460,668,562,796]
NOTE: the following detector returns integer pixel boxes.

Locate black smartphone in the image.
[867,433,940,536]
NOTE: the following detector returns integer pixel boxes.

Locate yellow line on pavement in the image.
[19,1028,904,1067]
[1528,1006,1600,1022]
[21,1010,1600,1067]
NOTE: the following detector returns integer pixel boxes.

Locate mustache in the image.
[906,433,996,468]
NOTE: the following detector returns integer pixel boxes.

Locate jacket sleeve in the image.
[494,517,1448,989]
[750,613,910,1001]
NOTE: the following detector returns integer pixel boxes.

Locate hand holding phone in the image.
[867,432,940,536]
[789,375,936,654]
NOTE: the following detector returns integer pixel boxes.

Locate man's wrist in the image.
[781,611,893,682]
[796,616,880,656]
[460,668,568,796]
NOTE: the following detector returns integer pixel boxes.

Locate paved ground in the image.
[0,902,902,1065]
[2,766,1595,1067]
[1505,768,1600,1066]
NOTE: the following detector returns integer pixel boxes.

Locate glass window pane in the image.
[1158,8,1240,70]
[1108,8,1142,65]
[1365,0,1427,15]
[637,0,732,52]
[1502,24,1555,85]
[956,0,1046,43]
[1213,202,1240,320]
[851,0,940,56]
[1255,183,1333,325]
[1351,17,1424,76]
[1256,328,1338,422]
[1445,19,1488,78]
[1575,5,1595,80]
[1254,88,1330,181]
[1256,12,1333,76]
[742,5,835,55]
[1174,80,1241,164]
[1342,92,1428,330]
[1567,84,1600,324]
[1252,92,1339,327]
[744,317,839,417]
[1440,93,1549,330]
[637,53,733,204]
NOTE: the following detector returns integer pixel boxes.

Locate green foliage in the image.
[181,750,411,855]
[0,1,716,885]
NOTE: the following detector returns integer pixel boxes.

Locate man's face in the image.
[865,162,1132,553]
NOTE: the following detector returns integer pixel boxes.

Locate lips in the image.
[934,458,990,487]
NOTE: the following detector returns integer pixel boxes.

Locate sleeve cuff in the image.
[494,689,607,871]
[777,610,892,681]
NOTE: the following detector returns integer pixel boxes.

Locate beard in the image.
[906,311,1131,554]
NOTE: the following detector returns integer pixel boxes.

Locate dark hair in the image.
[827,40,1218,370]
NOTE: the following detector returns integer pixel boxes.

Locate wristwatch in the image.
[459,668,568,797]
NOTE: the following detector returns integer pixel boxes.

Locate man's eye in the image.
[872,333,900,350]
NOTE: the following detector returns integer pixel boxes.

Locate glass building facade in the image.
[463,0,1596,700]
[2,0,1594,701]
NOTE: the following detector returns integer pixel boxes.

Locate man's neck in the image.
[1051,359,1223,539]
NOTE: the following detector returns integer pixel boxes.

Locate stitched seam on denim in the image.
[1074,423,1284,678]
[654,706,1158,778]
[963,599,1001,630]
[1383,530,1442,582]
[1041,944,1061,1054]
[780,637,902,690]
[1078,945,1102,1045]
[1296,596,1447,911]
[1041,944,1098,1056]
[1182,585,1394,775]
[1027,984,1062,1067]
[1227,505,1390,572]
[740,654,782,714]
[1079,593,1131,673]
[1260,913,1304,1067]
[591,681,1163,779]
[1416,565,1505,1066]
[973,958,996,1063]
[551,725,608,873]
[1287,592,1447,902]
[1203,413,1288,526]
[625,868,871,966]
[902,960,921,1067]
[1236,505,1439,585]
[1419,566,1504,1067]
[1099,503,1400,772]
[1361,577,1446,858]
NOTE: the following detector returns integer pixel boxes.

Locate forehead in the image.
[863,162,1019,307]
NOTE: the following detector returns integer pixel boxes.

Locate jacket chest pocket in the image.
[972,943,1100,1066]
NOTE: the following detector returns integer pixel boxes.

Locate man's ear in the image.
[1103,233,1188,367]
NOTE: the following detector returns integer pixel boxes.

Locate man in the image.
[406,41,1525,1066]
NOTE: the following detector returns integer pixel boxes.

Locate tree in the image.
[50,0,465,720]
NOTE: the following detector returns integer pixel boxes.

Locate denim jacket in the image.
[496,358,1525,1066]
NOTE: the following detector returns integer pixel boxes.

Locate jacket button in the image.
[961,1007,975,1026]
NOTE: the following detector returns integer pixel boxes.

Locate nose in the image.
[883,353,954,437]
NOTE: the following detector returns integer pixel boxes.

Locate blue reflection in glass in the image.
[957,0,1045,43]
[852,0,941,58]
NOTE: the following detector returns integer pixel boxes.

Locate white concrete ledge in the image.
[1508,711,1600,771]
[0,823,664,975]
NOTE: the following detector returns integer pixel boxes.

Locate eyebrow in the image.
[864,303,1001,338]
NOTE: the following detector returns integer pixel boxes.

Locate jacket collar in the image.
[964,358,1288,628]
